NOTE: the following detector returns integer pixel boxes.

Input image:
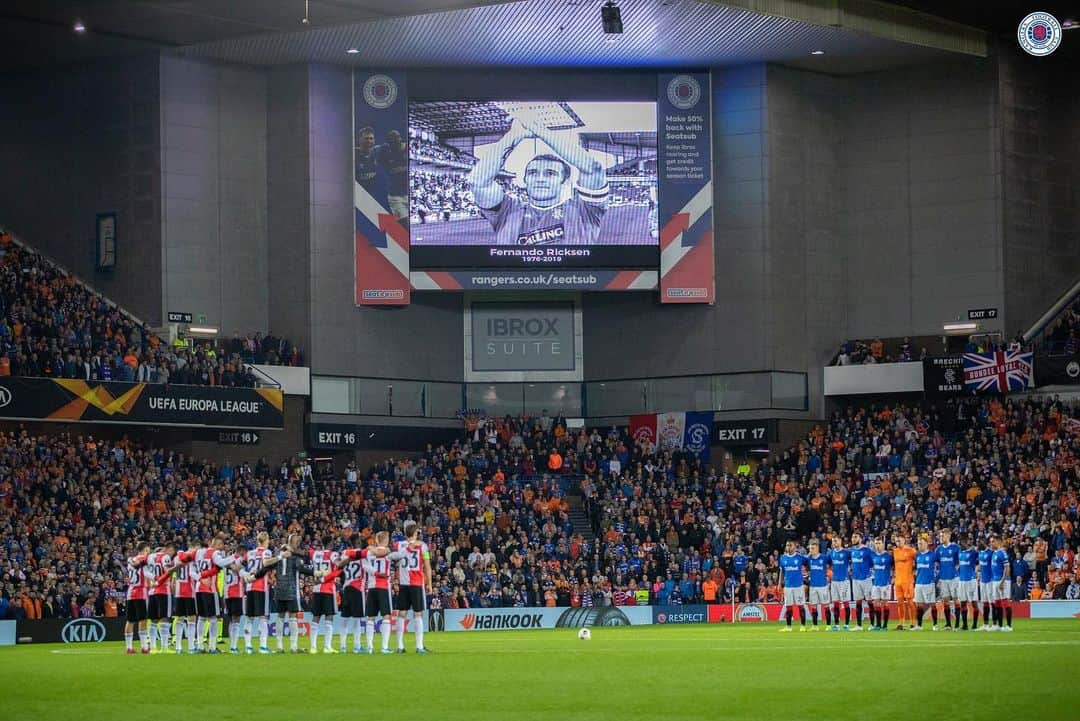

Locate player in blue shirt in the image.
[913,536,939,630]
[828,537,852,630]
[956,535,980,630]
[977,541,995,631]
[935,528,961,630]
[778,540,807,632]
[989,535,1013,632]
[870,538,893,631]
[806,540,830,630]
[849,533,874,630]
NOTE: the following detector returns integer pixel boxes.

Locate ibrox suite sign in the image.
[0,377,284,429]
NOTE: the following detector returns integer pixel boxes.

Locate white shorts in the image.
[783,587,806,607]
[937,579,959,599]
[809,586,830,605]
[830,581,852,602]
[992,581,1011,602]
[871,584,892,602]
[851,578,872,602]
[979,582,995,601]
[958,580,979,602]
[388,195,408,220]
[914,583,936,604]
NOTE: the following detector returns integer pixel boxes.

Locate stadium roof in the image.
[4,0,1073,74]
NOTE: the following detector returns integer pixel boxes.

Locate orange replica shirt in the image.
[893,546,916,584]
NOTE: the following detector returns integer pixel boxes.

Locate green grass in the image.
[2,621,1078,721]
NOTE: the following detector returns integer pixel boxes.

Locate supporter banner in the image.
[1034,355,1080,386]
[629,414,657,446]
[923,355,965,395]
[652,605,708,624]
[0,378,284,429]
[444,605,653,632]
[658,73,714,304]
[16,617,127,644]
[657,411,686,451]
[963,351,1033,393]
[354,70,411,306]
[683,411,712,463]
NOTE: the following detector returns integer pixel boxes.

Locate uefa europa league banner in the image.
[354,70,411,306]
[0,377,284,429]
[657,73,714,304]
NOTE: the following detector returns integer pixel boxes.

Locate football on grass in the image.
[578,628,592,640]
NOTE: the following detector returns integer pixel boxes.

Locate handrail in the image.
[243,363,283,389]
[1022,277,1080,345]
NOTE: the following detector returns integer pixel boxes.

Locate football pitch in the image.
[2,621,1077,721]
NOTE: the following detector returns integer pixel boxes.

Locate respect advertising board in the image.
[0,377,284,429]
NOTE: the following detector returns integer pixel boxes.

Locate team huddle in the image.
[778,530,1015,632]
[120,522,433,655]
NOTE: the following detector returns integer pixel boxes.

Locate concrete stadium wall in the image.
[0,54,163,323]
[840,57,1003,340]
[999,45,1080,334]
[159,55,269,337]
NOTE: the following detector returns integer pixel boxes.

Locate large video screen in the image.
[407,100,658,269]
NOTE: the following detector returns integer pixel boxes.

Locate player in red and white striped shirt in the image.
[363,531,406,654]
[308,537,341,654]
[158,539,200,653]
[192,534,232,653]
[337,542,370,653]
[219,540,248,654]
[241,531,275,653]
[393,521,433,654]
[145,540,176,653]
[124,542,151,654]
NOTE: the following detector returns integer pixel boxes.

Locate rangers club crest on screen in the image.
[363,74,399,108]
[666,75,701,110]
[1018,12,1062,56]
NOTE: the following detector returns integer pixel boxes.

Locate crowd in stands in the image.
[411,171,475,223]
[409,137,475,166]
[836,337,924,365]
[0,232,298,386]
[3,394,1079,620]
[1043,296,1080,356]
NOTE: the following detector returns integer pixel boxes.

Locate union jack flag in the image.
[962,351,1034,393]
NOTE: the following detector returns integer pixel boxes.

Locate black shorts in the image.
[126,599,148,623]
[225,597,244,618]
[196,592,221,618]
[246,591,269,617]
[311,592,338,617]
[395,585,426,613]
[342,587,366,618]
[174,597,197,617]
[148,594,172,621]
[274,599,300,615]
[365,588,392,618]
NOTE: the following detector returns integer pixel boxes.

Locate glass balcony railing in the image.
[310,371,807,418]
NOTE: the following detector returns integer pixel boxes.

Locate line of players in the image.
[777,529,1015,632]
[120,522,434,654]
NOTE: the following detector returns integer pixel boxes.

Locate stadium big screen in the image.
[354,70,714,302]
